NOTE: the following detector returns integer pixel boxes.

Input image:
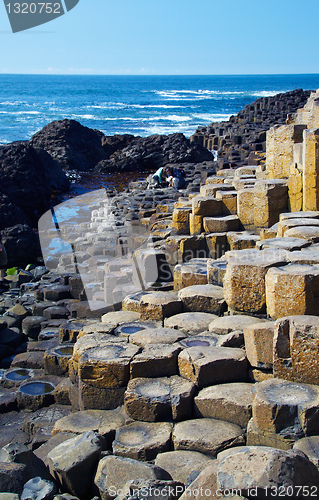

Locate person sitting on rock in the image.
[166,167,186,189]
[0,235,7,284]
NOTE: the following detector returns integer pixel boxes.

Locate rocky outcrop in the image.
[95,133,214,173]
[30,119,107,171]
[190,89,313,170]
[1,225,41,267]
[0,194,30,231]
[0,143,69,220]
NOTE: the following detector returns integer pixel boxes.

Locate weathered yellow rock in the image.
[205,176,224,185]
[165,235,207,265]
[303,128,319,211]
[247,419,295,450]
[172,208,192,223]
[205,232,227,259]
[78,343,139,389]
[265,263,319,320]
[236,189,255,229]
[235,166,257,178]
[178,284,225,314]
[203,215,240,233]
[273,315,319,384]
[294,89,319,128]
[266,124,305,179]
[171,220,190,235]
[253,180,288,229]
[232,179,256,191]
[223,249,287,314]
[174,200,192,209]
[288,160,303,212]
[189,214,203,236]
[251,378,319,441]
[200,184,220,197]
[180,262,208,289]
[178,346,247,388]
[259,227,277,240]
[227,232,259,251]
[195,382,254,428]
[192,196,223,217]
[216,190,237,215]
[243,321,275,370]
[140,291,182,321]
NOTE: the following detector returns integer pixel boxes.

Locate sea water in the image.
[1,74,319,144]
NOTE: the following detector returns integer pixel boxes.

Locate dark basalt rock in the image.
[0,142,69,220]
[95,133,214,173]
[0,193,30,231]
[30,119,108,171]
[1,224,41,267]
[100,133,138,155]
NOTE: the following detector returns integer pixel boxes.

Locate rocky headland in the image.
[1,88,319,498]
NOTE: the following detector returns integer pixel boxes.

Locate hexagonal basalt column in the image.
[172,418,244,457]
[130,344,181,379]
[43,345,74,376]
[224,249,287,314]
[178,284,225,315]
[164,312,217,335]
[273,315,319,384]
[155,450,214,484]
[129,327,186,347]
[178,346,247,388]
[69,333,127,384]
[203,215,240,233]
[249,378,319,449]
[124,376,195,422]
[195,382,254,428]
[243,321,275,370]
[79,343,140,389]
[139,292,182,321]
[174,262,208,291]
[265,264,319,319]
[209,315,266,335]
[113,421,173,461]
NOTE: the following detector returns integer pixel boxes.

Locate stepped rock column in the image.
[253,180,288,229]
[303,128,319,211]
[266,124,306,179]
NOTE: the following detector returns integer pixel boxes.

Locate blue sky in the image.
[0,0,318,75]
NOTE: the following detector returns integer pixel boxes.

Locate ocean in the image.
[1,74,319,144]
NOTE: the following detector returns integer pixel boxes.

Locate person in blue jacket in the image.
[152,166,168,186]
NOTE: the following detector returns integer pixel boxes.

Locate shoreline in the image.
[1,88,319,497]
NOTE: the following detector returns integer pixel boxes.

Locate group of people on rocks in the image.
[149,165,186,189]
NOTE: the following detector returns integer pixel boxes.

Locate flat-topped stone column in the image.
[124,376,195,422]
[178,346,247,388]
[265,264,319,319]
[273,315,319,384]
[253,180,288,230]
[237,189,255,230]
[243,321,275,370]
[224,249,287,314]
[303,128,319,211]
[248,377,319,449]
[139,292,182,321]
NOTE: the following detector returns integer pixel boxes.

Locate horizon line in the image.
[1,72,319,77]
